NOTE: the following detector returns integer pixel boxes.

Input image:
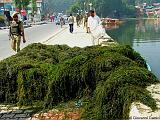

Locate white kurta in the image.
[88,15,105,45]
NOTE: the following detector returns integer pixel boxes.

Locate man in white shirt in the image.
[88,10,104,45]
[68,14,74,33]
[88,10,100,32]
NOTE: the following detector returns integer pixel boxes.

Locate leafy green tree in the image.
[70,0,136,17]
[68,0,82,13]
[46,0,76,13]
[31,0,37,14]
[14,0,31,10]
[94,0,136,17]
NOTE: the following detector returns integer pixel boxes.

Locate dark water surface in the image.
[106,19,160,79]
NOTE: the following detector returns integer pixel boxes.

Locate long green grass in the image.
[0,43,159,119]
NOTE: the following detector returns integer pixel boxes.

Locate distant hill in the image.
[69,0,136,18]
[46,0,76,13]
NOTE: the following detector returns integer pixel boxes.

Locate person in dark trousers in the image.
[76,14,80,27]
[68,14,74,33]
[60,16,64,28]
[84,12,90,33]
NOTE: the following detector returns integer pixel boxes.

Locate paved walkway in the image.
[0,21,47,30]
[42,25,93,47]
[0,105,33,120]
[43,24,114,48]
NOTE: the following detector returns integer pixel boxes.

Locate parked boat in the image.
[102,18,123,25]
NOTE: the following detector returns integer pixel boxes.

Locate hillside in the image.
[46,0,76,13]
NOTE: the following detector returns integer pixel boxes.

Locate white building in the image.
[0,0,13,15]
[28,0,43,22]
[0,0,43,21]
[35,0,43,21]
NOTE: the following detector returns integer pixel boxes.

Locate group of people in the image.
[8,10,103,53]
[76,14,83,27]
[68,10,104,44]
[60,17,65,28]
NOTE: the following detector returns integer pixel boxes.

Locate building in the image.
[27,0,43,21]
[0,0,44,21]
[36,0,42,18]
[35,0,43,21]
[0,0,13,15]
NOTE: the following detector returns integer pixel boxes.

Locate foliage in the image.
[0,15,5,22]
[14,0,30,9]
[31,0,37,14]
[68,1,81,13]
[0,43,159,119]
[83,66,158,119]
[70,0,136,18]
[45,0,76,13]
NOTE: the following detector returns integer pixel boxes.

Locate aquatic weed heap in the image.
[0,43,159,119]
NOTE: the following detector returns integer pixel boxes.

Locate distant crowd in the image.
[7,10,105,53]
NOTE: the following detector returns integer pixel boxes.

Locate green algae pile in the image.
[0,43,159,120]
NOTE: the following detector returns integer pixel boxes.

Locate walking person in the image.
[84,12,90,33]
[68,14,74,33]
[60,16,64,28]
[9,12,26,52]
[88,10,103,45]
[76,14,80,27]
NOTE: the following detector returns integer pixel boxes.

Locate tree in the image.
[14,0,31,10]
[31,0,37,14]
[68,0,81,13]
[94,0,136,17]
[70,0,136,18]
[45,0,76,13]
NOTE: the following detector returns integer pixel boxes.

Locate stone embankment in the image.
[130,84,160,120]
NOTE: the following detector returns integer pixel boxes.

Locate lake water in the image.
[106,19,160,79]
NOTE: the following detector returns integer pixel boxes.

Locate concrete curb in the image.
[0,21,47,30]
[24,25,32,28]
[29,21,47,25]
[0,25,31,30]
[0,26,9,30]
[42,26,68,44]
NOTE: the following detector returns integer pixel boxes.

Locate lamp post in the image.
[89,3,92,10]
[3,0,5,13]
[84,2,86,13]
[42,0,47,15]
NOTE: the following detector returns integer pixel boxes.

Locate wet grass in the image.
[0,43,159,120]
